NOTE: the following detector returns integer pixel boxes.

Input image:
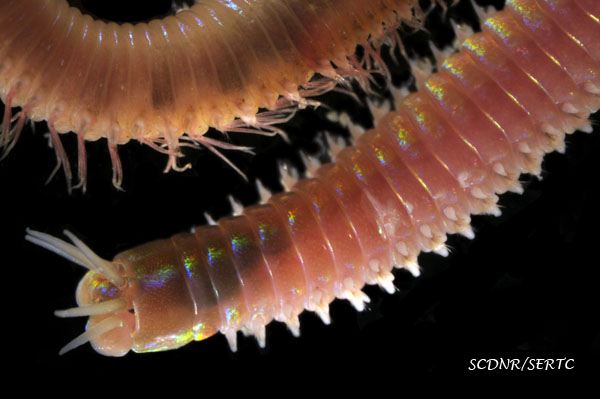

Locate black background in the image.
[2,0,598,382]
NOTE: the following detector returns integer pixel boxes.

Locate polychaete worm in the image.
[0,0,420,191]
[3,0,599,359]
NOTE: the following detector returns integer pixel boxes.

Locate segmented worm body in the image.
[22,0,599,356]
[0,0,419,190]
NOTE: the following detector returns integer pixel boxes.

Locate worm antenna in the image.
[25,228,124,287]
[54,298,127,318]
[58,316,123,356]
[25,228,96,270]
[62,230,124,287]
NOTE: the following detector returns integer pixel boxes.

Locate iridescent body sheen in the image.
[26,0,599,356]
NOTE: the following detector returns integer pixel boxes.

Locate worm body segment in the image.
[0,0,419,189]
[24,0,600,355]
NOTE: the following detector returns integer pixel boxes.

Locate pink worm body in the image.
[32,0,598,356]
[11,0,599,359]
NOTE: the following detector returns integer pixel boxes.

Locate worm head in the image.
[25,229,136,356]
[73,267,136,357]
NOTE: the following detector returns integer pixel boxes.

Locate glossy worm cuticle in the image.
[2,0,599,366]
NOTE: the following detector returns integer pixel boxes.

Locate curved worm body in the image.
[26,0,599,356]
[0,0,418,190]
